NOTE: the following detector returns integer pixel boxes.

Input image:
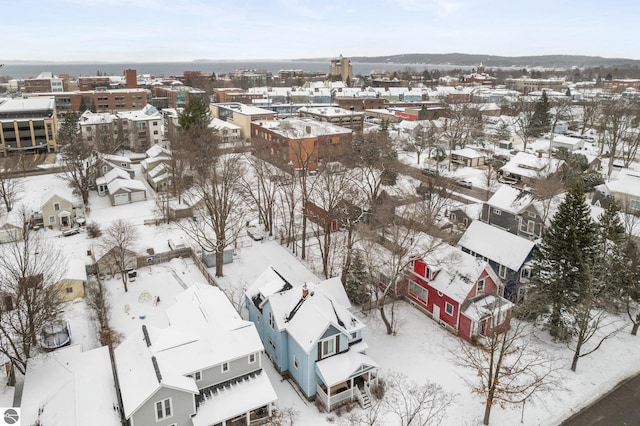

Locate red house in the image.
[401,243,513,344]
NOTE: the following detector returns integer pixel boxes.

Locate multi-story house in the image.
[458,220,536,302]
[0,97,57,157]
[400,236,513,344]
[251,118,352,172]
[246,267,379,412]
[499,152,566,186]
[115,283,277,426]
[481,185,549,239]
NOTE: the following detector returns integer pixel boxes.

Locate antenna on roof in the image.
[142,324,151,347]
[152,356,162,383]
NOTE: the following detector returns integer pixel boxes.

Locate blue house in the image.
[245,267,379,412]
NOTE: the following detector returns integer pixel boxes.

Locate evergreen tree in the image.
[345,251,370,306]
[530,90,551,137]
[178,97,211,131]
[596,200,626,301]
[529,181,598,340]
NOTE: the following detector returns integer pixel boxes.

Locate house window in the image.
[526,220,535,234]
[65,287,73,294]
[527,211,536,218]
[194,371,202,381]
[521,268,531,279]
[320,337,336,358]
[53,202,60,211]
[408,280,427,302]
[48,216,55,225]
[477,279,485,293]
[498,265,507,279]
[221,362,229,373]
[268,311,274,328]
[350,332,357,341]
[293,355,299,369]
[630,200,640,211]
[268,338,275,350]
[249,353,256,363]
[445,302,454,315]
[493,208,501,215]
[155,398,172,421]
[424,267,431,279]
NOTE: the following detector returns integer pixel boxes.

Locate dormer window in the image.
[477,278,485,293]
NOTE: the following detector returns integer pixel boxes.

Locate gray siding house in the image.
[481,185,548,239]
[115,283,277,426]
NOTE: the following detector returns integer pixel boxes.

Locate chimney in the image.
[302,284,309,298]
[538,151,542,158]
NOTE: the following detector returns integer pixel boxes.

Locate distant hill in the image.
[300,53,640,69]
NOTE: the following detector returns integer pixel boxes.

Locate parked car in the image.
[168,239,186,250]
[421,166,439,176]
[456,180,473,189]
[247,224,265,241]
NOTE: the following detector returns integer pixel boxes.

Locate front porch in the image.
[315,371,377,412]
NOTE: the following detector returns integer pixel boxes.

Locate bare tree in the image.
[98,219,138,292]
[179,154,246,277]
[85,272,121,348]
[599,98,636,177]
[0,156,23,214]
[240,156,280,237]
[360,222,442,335]
[58,112,93,206]
[384,371,455,426]
[579,98,600,136]
[0,207,65,378]
[512,99,537,152]
[456,319,561,425]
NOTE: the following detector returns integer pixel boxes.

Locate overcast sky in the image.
[3,0,638,62]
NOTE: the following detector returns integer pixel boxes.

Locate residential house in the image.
[450,148,485,167]
[401,236,513,344]
[115,283,277,426]
[481,185,547,239]
[246,267,379,412]
[41,186,79,229]
[458,220,536,302]
[99,153,134,177]
[591,170,640,213]
[499,151,565,186]
[447,202,483,231]
[141,145,173,192]
[57,258,88,302]
[96,167,131,196]
[21,345,121,426]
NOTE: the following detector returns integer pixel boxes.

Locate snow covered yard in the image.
[217,238,640,425]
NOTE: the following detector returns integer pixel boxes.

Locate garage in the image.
[113,193,129,205]
[130,190,146,202]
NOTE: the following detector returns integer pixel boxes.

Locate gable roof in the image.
[315,350,379,388]
[22,345,120,426]
[458,220,536,271]
[247,268,365,354]
[107,178,146,194]
[486,185,535,214]
[41,184,74,207]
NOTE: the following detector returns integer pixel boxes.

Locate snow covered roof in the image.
[100,167,131,185]
[114,325,199,419]
[40,184,74,207]
[458,221,536,271]
[191,370,277,426]
[210,117,241,131]
[63,258,88,281]
[146,144,172,158]
[21,345,120,426]
[0,97,55,113]
[605,170,640,198]
[500,152,565,179]
[107,178,146,194]
[255,118,352,138]
[410,237,492,303]
[463,294,513,322]
[248,267,365,354]
[486,185,535,214]
[315,350,379,388]
[451,148,484,159]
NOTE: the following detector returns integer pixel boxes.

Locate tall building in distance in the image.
[329,54,353,84]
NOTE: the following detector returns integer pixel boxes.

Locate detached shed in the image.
[0,222,22,244]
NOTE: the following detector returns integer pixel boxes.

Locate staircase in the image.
[355,385,372,409]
